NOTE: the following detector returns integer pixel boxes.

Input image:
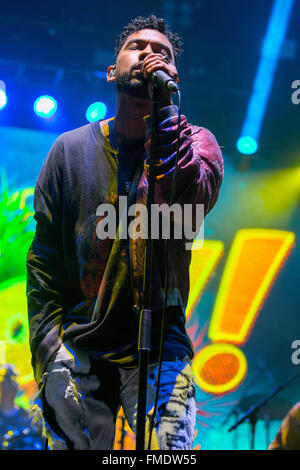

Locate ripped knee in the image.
[43,367,81,407]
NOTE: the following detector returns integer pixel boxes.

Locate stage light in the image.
[236,136,258,155]
[0,80,7,110]
[238,0,295,154]
[86,102,107,122]
[33,95,57,118]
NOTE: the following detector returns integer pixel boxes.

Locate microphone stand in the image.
[228,371,300,450]
[136,81,160,450]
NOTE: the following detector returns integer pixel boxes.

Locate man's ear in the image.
[107,65,116,83]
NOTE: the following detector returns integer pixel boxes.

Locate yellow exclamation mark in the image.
[187,240,224,322]
[192,229,295,395]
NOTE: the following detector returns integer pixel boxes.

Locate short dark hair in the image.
[115,14,183,63]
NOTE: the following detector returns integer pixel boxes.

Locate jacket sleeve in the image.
[143,105,224,217]
[26,139,66,383]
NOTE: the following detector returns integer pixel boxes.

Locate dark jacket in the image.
[26,105,223,384]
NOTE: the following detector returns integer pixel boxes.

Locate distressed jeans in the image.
[31,342,196,450]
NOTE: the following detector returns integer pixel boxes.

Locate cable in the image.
[147,90,182,449]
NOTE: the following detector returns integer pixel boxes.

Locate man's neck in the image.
[112,92,152,141]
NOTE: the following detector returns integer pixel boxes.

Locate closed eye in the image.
[125,39,172,60]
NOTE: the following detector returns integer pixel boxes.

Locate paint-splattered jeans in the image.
[31,342,196,450]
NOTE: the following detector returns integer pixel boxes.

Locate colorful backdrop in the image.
[0,123,299,450]
[0,0,299,450]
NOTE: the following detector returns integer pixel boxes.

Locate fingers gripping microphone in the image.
[151,70,179,93]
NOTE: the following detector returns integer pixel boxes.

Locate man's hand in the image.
[141,53,179,107]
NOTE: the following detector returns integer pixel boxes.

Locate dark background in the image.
[0,0,299,170]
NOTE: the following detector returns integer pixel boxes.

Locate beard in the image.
[114,68,149,99]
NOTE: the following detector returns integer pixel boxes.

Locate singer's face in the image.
[114,29,175,99]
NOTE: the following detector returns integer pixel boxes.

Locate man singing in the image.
[27,14,223,450]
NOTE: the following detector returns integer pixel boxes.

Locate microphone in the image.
[151,70,179,93]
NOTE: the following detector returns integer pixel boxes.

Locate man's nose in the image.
[138,44,154,61]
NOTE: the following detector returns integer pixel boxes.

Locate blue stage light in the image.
[237,0,295,155]
[34,95,57,118]
[236,136,258,155]
[86,102,107,122]
[0,80,7,110]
